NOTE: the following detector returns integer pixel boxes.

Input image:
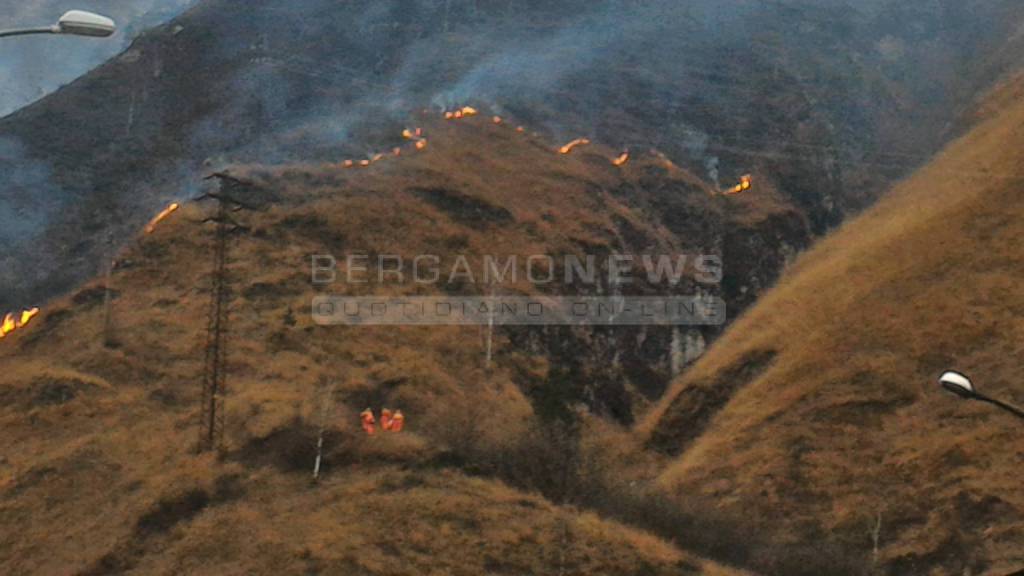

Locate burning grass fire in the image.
[403,127,428,150]
[723,174,753,195]
[0,308,40,340]
[145,202,180,234]
[339,127,430,169]
[444,106,478,120]
[333,108,748,209]
[559,138,591,155]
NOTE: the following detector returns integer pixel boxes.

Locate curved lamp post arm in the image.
[939,371,1024,422]
[0,27,58,38]
[974,393,1024,421]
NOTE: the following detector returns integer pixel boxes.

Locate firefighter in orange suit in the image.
[360,408,376,435]
[380,408,394,431]
[390,410,405,432]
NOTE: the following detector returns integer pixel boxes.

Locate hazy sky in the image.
[0,0,193,117]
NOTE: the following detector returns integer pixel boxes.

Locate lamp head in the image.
[57,11,116,37]
[939,370,976,400]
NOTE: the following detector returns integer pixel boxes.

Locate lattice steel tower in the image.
[197,173,258,452]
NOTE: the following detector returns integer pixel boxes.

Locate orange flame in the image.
[0,307,39,340]
[516,126,525,133]
[723,174,753,195]
[403,128,427,151]
[19,308,39,326]
[492,116,503,124]
[0,314,14,337]
[145,202,180,234]
[359,160,371,167]
[612,152,630,166]
[444,106,478,120]
[559,138,591,155]
[343,160,354,168]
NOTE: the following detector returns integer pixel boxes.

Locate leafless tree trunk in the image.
[485,287,495,369]
[555,518,571,576]
[870,510,882,566]
[102,233,116,347]
[313,381,336,482]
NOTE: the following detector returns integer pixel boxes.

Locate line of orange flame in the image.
[145,203,180,234]
[341,127,429,169]
[559,138,591,154]
[0,307,40,340]
[336,111,736,200]
[339,103,485,169]
[444,106,478,120]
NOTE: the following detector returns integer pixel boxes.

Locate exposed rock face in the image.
[721,210,809,313]
[501,192,812,423]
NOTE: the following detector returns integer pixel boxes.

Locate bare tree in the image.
[870,510,883,567]
[313,380,337,482]
[102,233,117,348]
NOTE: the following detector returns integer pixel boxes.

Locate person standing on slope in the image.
[360,408,376,435]
[390,410,405,432]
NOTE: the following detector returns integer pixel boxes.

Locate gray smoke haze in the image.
[0,136,57,244]
[0,135,61,296]
[0,0,193,117]
[125,0,1011,168]
[1,0,1023,311]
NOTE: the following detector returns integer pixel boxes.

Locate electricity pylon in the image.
[196,173,257,452]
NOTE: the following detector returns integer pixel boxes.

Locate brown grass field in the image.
[642,73,1024,574]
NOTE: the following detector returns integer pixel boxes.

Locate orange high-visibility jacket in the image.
[390,411,405,432]
[380,409,393,431]
[360,408,376,435]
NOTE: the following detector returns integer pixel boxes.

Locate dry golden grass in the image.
[0,117,758,575]
[641,67,1024,573]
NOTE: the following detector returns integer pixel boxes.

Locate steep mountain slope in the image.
[0,116,787,575]
[642,72,1024,574]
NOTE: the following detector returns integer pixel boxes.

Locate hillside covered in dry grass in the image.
[0,115,792,576]
[643,72,1024,574]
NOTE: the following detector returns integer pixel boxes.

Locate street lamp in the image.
[0,10,116,39]
[939,370,1024,421]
